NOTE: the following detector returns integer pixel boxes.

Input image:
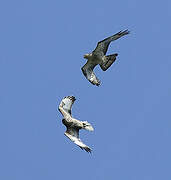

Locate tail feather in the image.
[106,53,118,62]
[100,53,117,71]
[82,121,94,131]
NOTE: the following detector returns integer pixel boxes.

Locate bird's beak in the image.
[84,54,89,59]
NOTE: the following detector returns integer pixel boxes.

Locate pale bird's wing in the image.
[81,61,100,86]
[65,127,92,153]
[60,96,76,115]
[93,29,130,56]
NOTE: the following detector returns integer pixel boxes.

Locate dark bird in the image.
[82,30,130,86]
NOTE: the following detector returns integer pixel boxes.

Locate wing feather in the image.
[81,61,100,86]
[65,128,92,153]
[93,29,130,56]
[59,96,93,153]
[61,96,76,115]
[66,127,79,139]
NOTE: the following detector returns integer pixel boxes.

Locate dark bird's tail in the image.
[100,53,118,71]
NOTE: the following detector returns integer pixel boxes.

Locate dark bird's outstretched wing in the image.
[60,96,76,115]
[81,61,100,86]
[65,127,92,153]
[93,30,130,57]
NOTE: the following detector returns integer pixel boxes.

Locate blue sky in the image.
[1,0,171,179]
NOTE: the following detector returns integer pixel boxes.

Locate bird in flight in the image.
[81,30,130,86]
[58,96,94,153]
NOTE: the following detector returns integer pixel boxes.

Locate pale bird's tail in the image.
[82,121,94,131]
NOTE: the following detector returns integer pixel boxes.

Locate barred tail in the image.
[100,53,118,71]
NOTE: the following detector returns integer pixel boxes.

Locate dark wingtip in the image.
[96,80,101,87]
[89,80,101,87]
[84,147,92,153]
[96,83,101,87]
[123,29,130,34]
[64,96,76,101]
[70,96,76,101]
[79,146,92,153]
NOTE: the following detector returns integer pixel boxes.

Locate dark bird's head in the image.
[84,53,92,59]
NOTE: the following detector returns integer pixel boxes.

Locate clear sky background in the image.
[1,0,171,179]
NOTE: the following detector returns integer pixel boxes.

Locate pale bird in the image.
[58,96,94,153]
